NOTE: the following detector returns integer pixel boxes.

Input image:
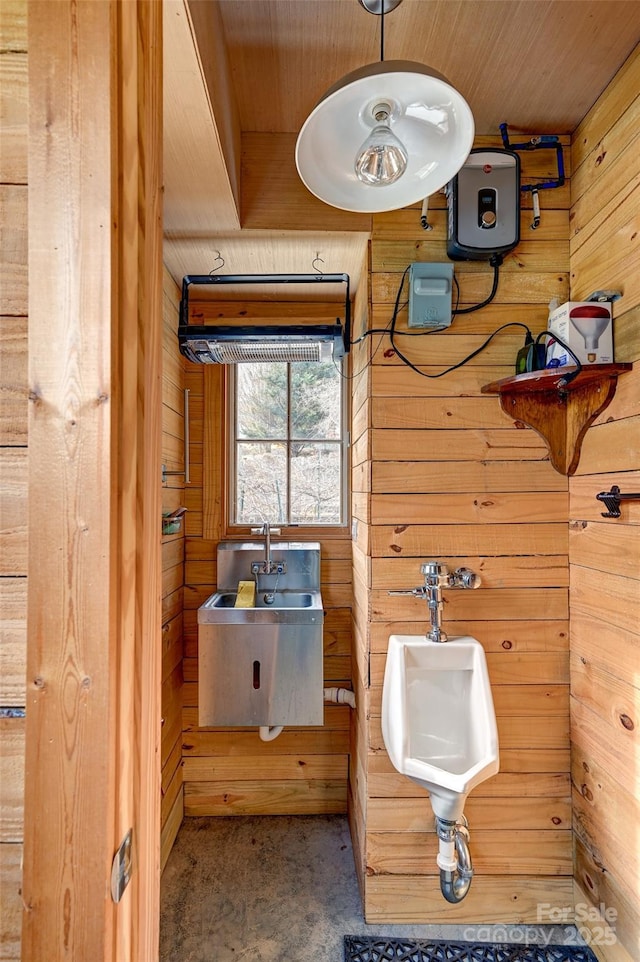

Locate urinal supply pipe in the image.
[258,689,355,742]
[436,817,474,903]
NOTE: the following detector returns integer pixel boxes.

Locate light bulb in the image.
[355,104,408,186]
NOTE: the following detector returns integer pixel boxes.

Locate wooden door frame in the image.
[23,3,163,959]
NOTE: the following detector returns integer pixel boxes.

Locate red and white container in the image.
[547,301,613,366]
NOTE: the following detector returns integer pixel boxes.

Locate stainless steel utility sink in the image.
[205,588,317,608]
[198,589,321,622]
[197,541,324,727]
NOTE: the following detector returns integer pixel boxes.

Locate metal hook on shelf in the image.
[312,252,325,274]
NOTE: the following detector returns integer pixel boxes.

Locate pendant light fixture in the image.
[295,0,474,214]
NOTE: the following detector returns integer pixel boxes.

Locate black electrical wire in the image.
[384,262,532,379]
[452,254,503,315]
[344,258,559,382]
[534,329,583,387]
[390,317,533,379]
[352,255,504,346]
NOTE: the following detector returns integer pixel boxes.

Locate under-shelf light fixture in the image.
[295,0,474,213]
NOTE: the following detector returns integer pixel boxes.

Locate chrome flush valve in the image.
[388,560,481,642]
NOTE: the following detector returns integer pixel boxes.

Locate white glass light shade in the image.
[295,60,475,213]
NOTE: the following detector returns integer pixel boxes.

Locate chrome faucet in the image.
[250,523,286,577]
[388,560,481,642]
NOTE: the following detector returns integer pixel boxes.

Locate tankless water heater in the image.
[446,148,520,261]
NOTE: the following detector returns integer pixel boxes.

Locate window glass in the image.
[231,360,345,526]
[290,362,341,440]
[236,363,287,440]
[236,441,287,524]
[290,442,341,524]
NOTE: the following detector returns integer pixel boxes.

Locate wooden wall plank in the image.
[575,416,640,476]
[0,317,27,446]
[0,448,27,575]
[24,5,115,957]
[371,461,567,494]
[372,271,569,307]
[367,830,572,876]
[160,790,183,875]
[369,619,568,653]
[23,5,164,961]
[0,577,26,706]
[365,876,573,925]
[182,753,347,782]
[613,303,640,363]
[372,428,548,461]
[571,565,638,635]
[575,840,640,961]
[0,843,22,962]
[372,396,513,430]
[368,759,570,797]
[370,491,568,525]
[369,653,569,691]
[0,49,27,184]
[370,523,567,557]
[0,186,27,315]
[572,746,640,894]
[372,238,569,274]
[371,556,568,589]
[569,201,640,310]
[184,779,348,817]
[0,17,27,956]
[163,0,240,234]
[160,266,185,860]
[572,46,640,171]
[570,470,640,524]
[569,520,639,577]
[571,612,640,690]
[0,717,24,843]
[573,883,636,962]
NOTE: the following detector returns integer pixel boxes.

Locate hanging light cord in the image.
[380,1,385,62]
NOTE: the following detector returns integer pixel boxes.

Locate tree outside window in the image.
[232,361,344,525]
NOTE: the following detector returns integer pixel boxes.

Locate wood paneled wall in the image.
[22,3,164,958]
[161,269,186,869]
[178,295,360,817]
[350,136,575,922]
[0,3,26,959]
[568,46,639,962]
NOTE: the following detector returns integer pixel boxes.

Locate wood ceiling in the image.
[163,0,640,296]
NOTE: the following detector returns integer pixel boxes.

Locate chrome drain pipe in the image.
[436,816,473,903]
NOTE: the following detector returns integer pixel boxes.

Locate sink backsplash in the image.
[217,541,321,591]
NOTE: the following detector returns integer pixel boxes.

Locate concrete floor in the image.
[160,814,576,962]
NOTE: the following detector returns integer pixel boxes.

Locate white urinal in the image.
[382,635,499,822]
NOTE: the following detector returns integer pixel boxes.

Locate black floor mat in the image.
[344,936,598,962]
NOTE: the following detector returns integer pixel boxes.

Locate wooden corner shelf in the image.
[481,364,632,475]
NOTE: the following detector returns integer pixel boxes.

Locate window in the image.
[229,361,346,526]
